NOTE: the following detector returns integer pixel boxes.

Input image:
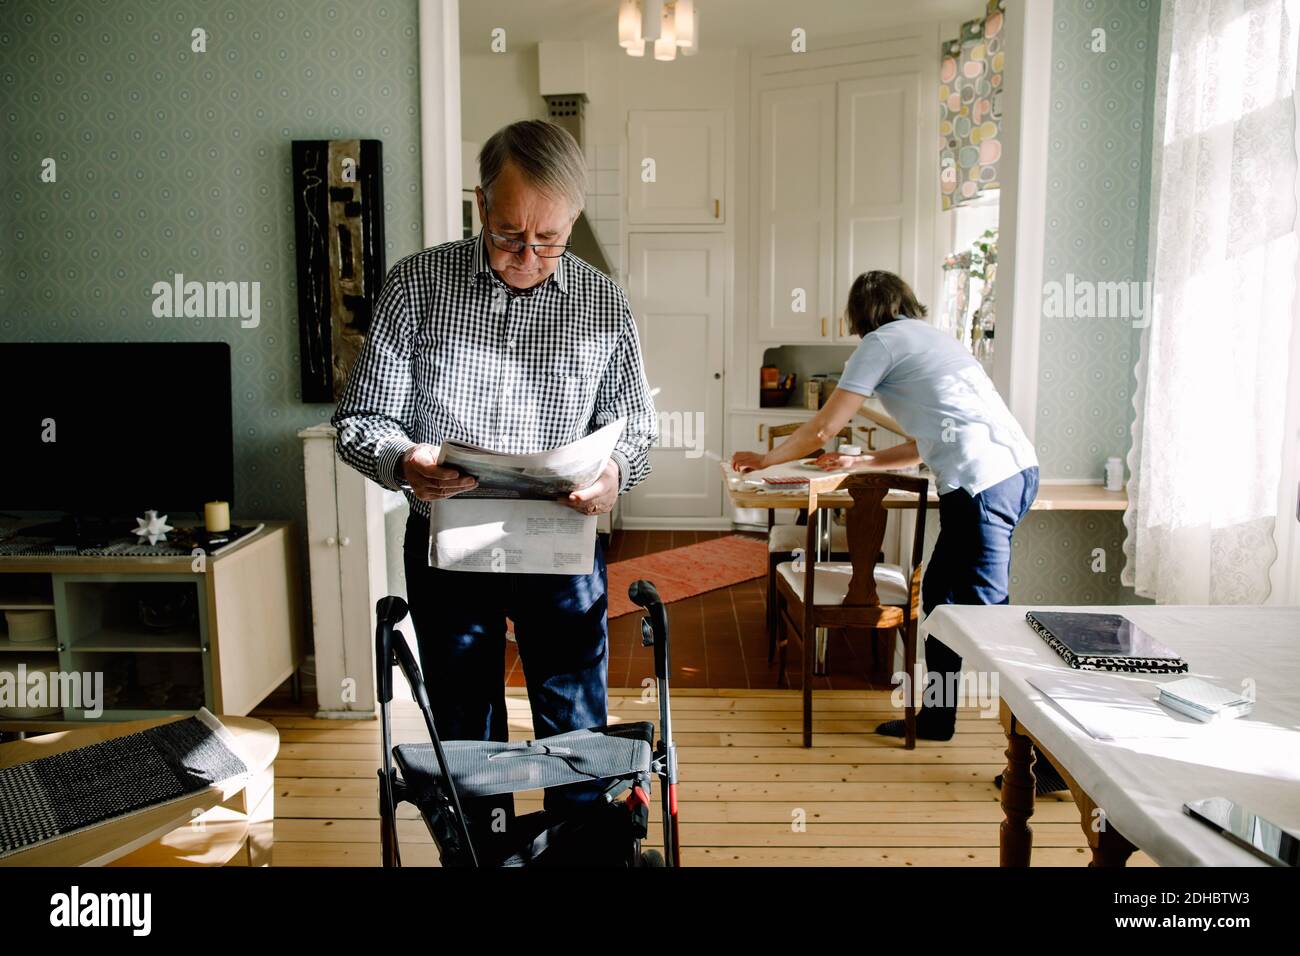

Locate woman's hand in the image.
[812,452,864,472]
[731,450,767,473]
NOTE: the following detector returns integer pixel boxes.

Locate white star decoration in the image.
[133,510,174,545]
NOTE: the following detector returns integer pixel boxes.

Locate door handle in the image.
[714,198,720,218]
[757,423,764,442]
[821,317,827,337]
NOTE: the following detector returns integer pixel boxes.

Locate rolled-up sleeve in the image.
[329,264,419,492]
[594,295,657,494]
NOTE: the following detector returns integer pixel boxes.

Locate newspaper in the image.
[428,418,624,574]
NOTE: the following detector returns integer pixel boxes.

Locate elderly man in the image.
[331,120,657,854]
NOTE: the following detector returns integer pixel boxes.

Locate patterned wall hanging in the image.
[291,139,386,403]
[939,0,1005,209]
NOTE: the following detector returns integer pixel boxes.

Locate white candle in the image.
[204,501,231,533]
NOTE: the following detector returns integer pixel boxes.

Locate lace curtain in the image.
[1123,0,1300,603]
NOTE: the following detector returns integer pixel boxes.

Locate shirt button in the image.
[508,339,516,349]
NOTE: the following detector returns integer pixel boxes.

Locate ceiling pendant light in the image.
[641,0,663,42]
[654,3,677,60]
[619,1,698,60]
[618,0,641,48]
[675,0,696,50]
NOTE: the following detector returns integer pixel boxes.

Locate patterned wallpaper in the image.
[914,509,1140,607]
[0,0,423,531]
[1011,511,1138,604]
[1035,0,1158,480]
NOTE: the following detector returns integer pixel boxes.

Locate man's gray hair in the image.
[478,120,587,215]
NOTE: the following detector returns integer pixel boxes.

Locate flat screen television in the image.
[0,342,234,531]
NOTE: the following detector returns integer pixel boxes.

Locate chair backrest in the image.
[767,421,854,451]
[765,424,855,530]
[816,472,930,608]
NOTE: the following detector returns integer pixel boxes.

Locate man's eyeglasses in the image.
[483,199,571,258]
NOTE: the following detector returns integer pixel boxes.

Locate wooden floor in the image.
[513,529,888,690]
[260,527,1153,867]
[258,687,1154,867]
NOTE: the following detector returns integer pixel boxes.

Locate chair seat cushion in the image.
[775,561,909,607]
[768,522,848,554]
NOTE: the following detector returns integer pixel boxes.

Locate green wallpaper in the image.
[1010,0,1158,606]
[0,0,423,529]
[1036,0,1157,480]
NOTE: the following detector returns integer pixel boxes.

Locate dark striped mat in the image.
[0,709,249,859]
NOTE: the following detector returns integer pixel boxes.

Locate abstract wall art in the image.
[291,139,386,403]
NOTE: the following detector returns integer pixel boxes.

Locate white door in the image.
[626,110,725,224]
[834,73,927,341]
[756,83,837,342]
[623,232,726,519]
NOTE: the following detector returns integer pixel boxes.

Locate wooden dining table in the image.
[719,462,1129,676]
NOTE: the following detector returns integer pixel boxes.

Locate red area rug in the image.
[504,535,766,637]
[606,534,768,618]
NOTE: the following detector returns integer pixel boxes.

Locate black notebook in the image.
[1025,611,1188,673]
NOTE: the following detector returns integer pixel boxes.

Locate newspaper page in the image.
[429,418,625,574]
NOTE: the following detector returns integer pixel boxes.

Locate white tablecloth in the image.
[926,604,1300,866]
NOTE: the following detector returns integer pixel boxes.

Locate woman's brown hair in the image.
[844,270,928,337]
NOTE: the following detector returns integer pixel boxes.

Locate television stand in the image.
[3,519,260,558]
[0,520,304,728]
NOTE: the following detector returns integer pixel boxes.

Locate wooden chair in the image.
[772,472,929,749]
[764,423,875,663]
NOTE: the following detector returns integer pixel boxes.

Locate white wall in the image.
[460,47,544,143]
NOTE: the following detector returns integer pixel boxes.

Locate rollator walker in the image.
[375,579,680,866]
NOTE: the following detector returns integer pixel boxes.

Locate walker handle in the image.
[629,579,669,680]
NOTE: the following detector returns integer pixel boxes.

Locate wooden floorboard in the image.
[262,530,1156,866]
[260,688,1154,868]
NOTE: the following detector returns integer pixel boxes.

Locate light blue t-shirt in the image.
[838,319,1037,495]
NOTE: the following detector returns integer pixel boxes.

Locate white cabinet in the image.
[299,424,387,718]
[626,110,726,225]
[833,73,924,342]
[753,68,932,345]
[756,83,837,343]
[622,232,726,523]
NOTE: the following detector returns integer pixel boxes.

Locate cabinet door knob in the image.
[714,198,720,218]
[340,537,351,547]
[821,317,827,337]
[713,371,721,380]
[325,536,336,547]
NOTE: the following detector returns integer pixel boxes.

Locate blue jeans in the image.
[401,509,610,851]
[919,466,1039,710]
